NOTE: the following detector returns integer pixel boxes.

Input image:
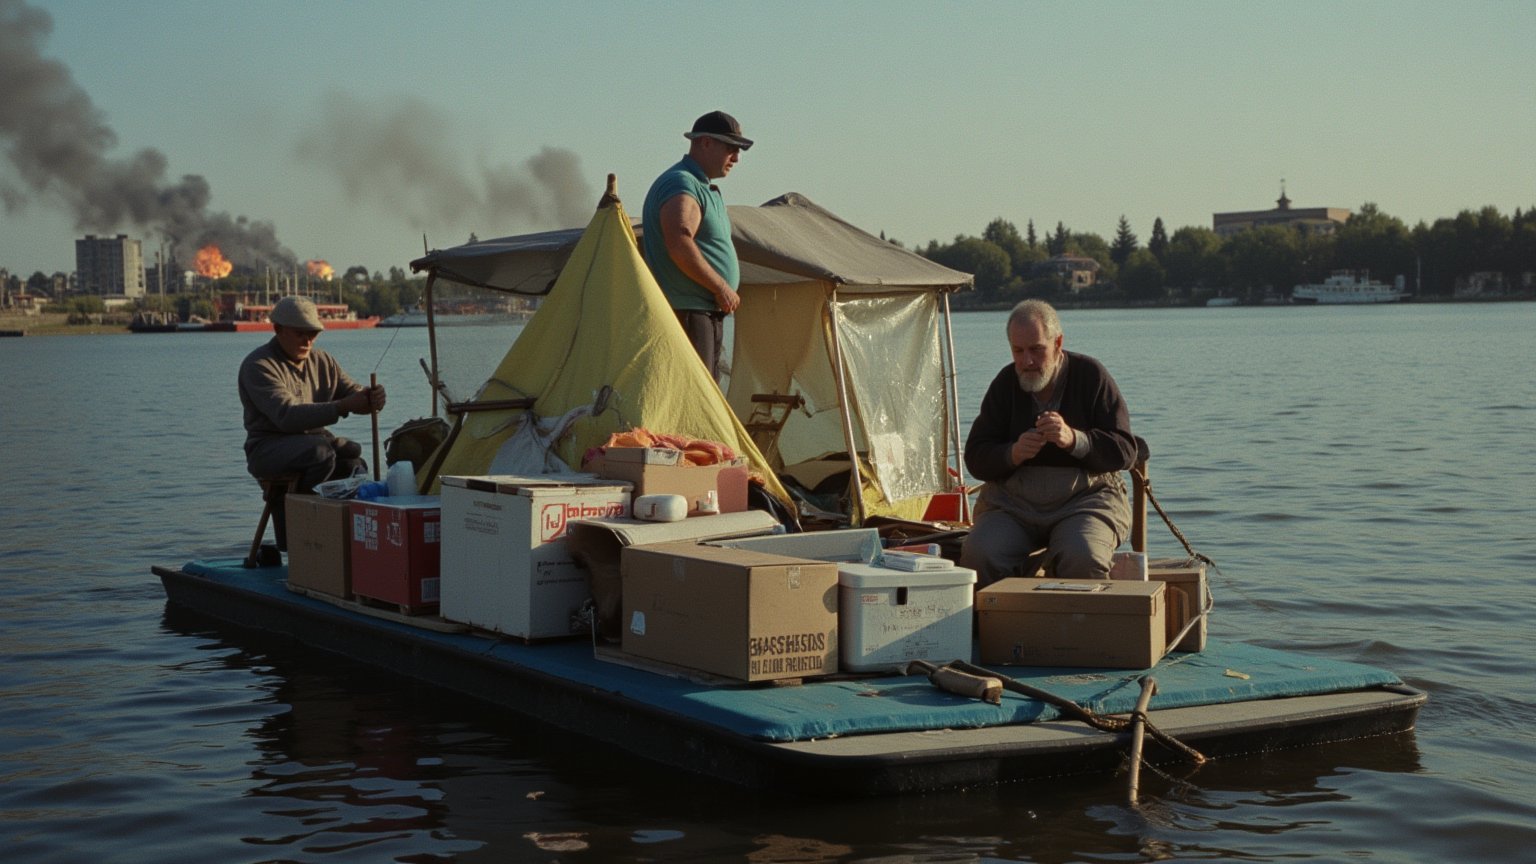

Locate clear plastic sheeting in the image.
[832,293,947,504]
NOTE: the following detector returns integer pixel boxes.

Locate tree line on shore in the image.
[911,203,1536,306]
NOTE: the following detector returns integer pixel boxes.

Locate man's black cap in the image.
[685,111,753,150]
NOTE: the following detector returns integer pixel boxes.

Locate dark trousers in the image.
[247,434,365,549]
[675,310,725,383]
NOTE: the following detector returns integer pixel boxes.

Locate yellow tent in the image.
[420,187,791,510]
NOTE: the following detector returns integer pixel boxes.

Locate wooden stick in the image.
[369,373,381,481]
[1127,676,1158,806]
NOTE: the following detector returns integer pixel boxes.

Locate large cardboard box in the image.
[349,496,441,613]
[838,562,976,671]
[284,494,352,598]
[591,447,749,516]
[977,578,1166,669]
[440,474,630,640]
[1147,557,1208,652]
[621,542,839,682]
[564,511,781,642]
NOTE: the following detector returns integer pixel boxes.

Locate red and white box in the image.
[439,474,630,639]
[349,496,442,614]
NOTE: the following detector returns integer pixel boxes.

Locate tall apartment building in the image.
[75,234,146,297]
[1212,188,1350,238]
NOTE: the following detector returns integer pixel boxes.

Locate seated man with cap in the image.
[238,295,385,548]
[641,110,753,383]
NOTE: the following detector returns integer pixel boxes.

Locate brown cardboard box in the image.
[284,494,353,598]
[1147,557,1208,652]
[591,447,749,516]
[621,541,839,682]
[977,578,1167,669]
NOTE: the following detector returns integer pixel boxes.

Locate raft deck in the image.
[154,559,1425,796]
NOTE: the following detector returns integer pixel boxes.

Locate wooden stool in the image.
[244,473,301,568]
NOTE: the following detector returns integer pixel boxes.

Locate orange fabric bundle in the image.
[591,427,738,466]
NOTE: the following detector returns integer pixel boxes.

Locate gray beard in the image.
[1016,362,1056,393]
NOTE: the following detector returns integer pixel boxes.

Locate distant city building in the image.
[1032,254,1101,291]
[75,234,146,297]
[1213,186,1350,238]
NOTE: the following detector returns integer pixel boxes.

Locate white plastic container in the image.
[632,494,687,522]
[837,562,977,672]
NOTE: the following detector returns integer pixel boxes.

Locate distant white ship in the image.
[1291,271,1408,304]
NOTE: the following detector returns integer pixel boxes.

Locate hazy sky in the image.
[3,0,1532,277]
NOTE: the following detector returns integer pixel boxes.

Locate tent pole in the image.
[940,291,969,522]
[425,273,440,418]
[825,290,865,525]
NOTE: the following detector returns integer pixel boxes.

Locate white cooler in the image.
[838,561,976,672]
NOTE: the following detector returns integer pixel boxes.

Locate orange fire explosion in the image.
[193,244,233,278]
[305,259,335,280]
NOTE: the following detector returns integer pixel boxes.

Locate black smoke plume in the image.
[0,0,297,268]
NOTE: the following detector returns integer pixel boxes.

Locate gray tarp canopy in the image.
[410,192,972,296]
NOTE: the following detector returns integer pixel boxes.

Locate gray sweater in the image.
[238,337,363,456]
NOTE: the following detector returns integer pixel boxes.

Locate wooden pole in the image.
[369,373,381,481]
[1127,677,1158,805]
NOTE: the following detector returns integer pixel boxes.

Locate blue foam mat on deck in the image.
[179,559,1403,743]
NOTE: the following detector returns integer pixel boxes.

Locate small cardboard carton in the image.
[590,447,750,516]
[621,542,839,682]
[1147,557,1208,652]
[284,494,352,598]
[977,578,1166,669]
[349,495,441,614]
[565,511,781,642]
[837,562,976,671]
[439,474,630,640]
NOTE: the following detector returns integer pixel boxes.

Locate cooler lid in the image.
[837,562,977,589]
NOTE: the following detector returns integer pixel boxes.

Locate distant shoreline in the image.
[5,293,1533,337]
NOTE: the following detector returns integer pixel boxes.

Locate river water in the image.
[1,302,1533,863]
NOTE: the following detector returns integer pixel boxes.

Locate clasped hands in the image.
[1011,410,1073,464]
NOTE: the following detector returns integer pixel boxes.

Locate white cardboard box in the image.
[439,474,630,639]
[837,562,976,671]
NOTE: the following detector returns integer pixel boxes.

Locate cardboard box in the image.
[284,494,352,598]
[708,527,881,563]
[349,496,442,613]
[1147,557,1208,652]
[565,511,781,642]
[591,447,749,516]
[439,474,630,640]
[977,578,1166,669]
[622,542,839,682]
[837,562,976,671]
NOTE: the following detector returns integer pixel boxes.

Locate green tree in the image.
[982,218,1029,279]
[927,236,1011,297]
[1226,225,1304,297]
[26,271,50,294]
[1048,222,1069,256]
[1109,216,1138,268]
[1148,218,1168,263]
[1163,227,1226,291]
[1119,248,1165,302]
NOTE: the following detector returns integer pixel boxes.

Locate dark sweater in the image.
[964,351,1138,481]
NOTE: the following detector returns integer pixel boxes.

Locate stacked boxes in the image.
[589,447,749,516]
[1147,557,1208,652]
[439,474,629,639]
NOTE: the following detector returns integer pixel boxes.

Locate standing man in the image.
[959,300,1139,586]
[641,110,753,382]
[239,295,385,547]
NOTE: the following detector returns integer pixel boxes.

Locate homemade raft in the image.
[155,558,1425,796]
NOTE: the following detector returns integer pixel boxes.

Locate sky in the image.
[2,0,1533,278]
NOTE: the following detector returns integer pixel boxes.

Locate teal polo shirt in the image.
[641,155,739,313]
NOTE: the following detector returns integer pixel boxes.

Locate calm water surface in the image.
[2,303,1533,863]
